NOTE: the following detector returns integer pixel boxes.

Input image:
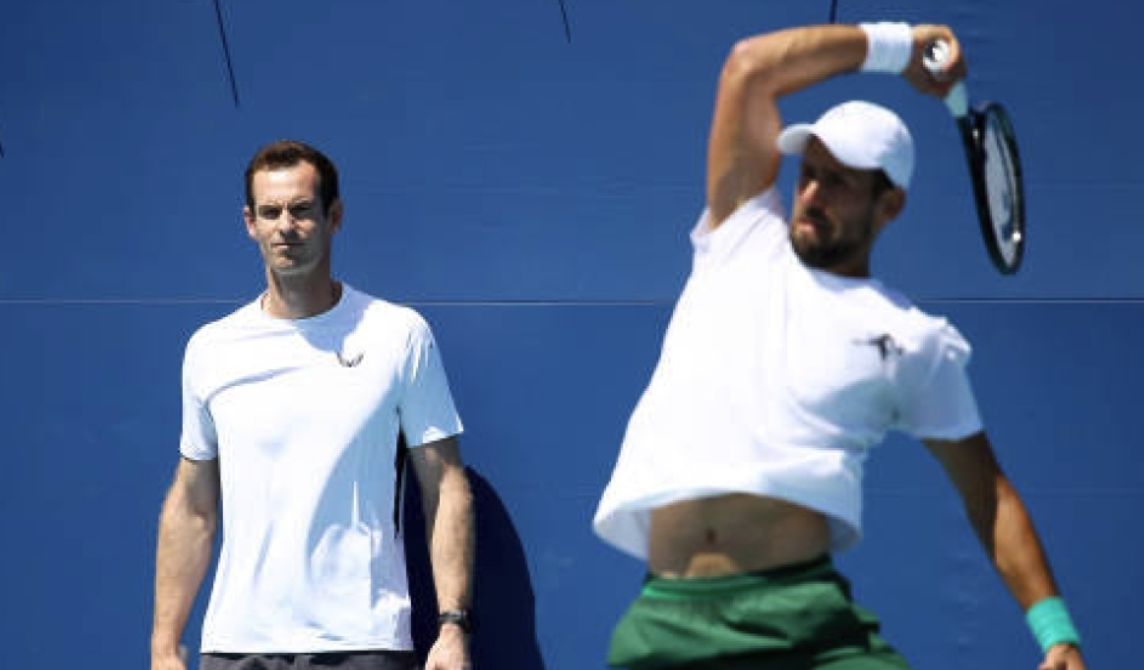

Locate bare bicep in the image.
[171,456,220,515]
[706,67,782,228]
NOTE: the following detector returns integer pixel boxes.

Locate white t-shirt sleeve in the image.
[690,188,787,271]
[179,333,219,460]
[894,322,983,441]
[399,316,464,447]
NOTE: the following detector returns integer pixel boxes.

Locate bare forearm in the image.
[927,435,1080,665]
[722,25,866,98]
[151,497,216,655]
[424,468,475,611]
[970,476,1060,609]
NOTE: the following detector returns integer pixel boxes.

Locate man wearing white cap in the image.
[593,22,1085,670]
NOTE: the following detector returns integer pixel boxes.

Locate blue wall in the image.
[1,1,1139,667]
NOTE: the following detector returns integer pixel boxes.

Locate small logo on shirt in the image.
[337,351,364,367]
[855,333,903,361]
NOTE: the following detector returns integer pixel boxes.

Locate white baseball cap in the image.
[777,100,914,189]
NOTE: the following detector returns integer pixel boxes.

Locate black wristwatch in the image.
[438,609,474,634]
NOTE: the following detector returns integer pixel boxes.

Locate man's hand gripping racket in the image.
[924,40,1026,274]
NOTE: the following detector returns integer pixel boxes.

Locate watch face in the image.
[438,609,473,632]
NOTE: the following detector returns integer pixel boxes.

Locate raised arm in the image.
[409,436,475,670]
[152,457,220,670]
[924,432,1085,670]
[706,23,965,229]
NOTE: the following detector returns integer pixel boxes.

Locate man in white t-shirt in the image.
[151,140,475,670]
[593,22,1085,670]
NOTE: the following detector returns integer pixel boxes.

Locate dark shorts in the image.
[608,556,911,670]
[200,650,418,670]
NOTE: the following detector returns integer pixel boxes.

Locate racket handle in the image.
[943,81,968,118]
[923,39,969,118]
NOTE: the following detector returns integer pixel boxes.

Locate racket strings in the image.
[980,109,1023,264]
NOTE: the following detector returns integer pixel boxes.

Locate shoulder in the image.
[893,299,972,375]
[693,187,784,240]
[184,296,262,357]
[349,286,434,343]
[691,187,788,265]
[861,283,970,358]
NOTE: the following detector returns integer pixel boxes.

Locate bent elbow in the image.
[720,35,783,94]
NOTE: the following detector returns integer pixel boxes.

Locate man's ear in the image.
[875,187,906,232]
[243,206,257,239]
[328,199,344,233]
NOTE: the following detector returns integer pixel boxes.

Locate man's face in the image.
[789,139,899,276]
[243,161,341,278]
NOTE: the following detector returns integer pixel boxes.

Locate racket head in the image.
[968,102,1026,274]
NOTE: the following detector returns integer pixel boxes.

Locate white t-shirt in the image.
[593,189,981,559]
[180,284,463,653]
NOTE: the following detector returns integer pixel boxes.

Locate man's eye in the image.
[288,203,314,218]
[258,206,283,219]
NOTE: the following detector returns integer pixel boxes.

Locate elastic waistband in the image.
[641,555,834,600]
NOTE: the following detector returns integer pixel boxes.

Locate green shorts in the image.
[608,557,910,670]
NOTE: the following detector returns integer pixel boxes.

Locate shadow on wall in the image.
[403,467,546,669]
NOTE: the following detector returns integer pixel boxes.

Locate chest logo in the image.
[855,333,903,361]
[337,351,364,367]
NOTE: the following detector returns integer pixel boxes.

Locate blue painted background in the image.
[1,1,1139,667]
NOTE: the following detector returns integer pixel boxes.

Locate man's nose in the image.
[798,179,823,206]
[275,211,299,235]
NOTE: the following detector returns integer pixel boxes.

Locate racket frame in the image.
[924,40,1027,275]
[957,101,1026,274]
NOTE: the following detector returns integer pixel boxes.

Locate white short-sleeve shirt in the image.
[593,189,981,559]
[180,284,463,653]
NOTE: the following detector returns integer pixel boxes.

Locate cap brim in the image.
[776,124,814,156]
[777,125,887,173]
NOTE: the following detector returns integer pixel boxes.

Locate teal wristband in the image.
[1025,597,1080,653]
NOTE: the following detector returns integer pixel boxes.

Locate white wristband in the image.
[859,22,913,74]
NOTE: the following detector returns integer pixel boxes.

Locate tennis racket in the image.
[924,40,1026,274]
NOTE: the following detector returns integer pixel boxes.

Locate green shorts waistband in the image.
[641,555,834,600]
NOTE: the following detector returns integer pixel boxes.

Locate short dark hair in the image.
[244,140,340,214]
[870,168,895,196]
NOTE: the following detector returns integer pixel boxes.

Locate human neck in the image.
[826,259,871,279]
[262,271,341,319]
[818,243,875,279]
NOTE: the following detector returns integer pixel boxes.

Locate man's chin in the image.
[270,261,313,278]
[791,234,823,265]
[795,250,828,269]
[791,238,840,270]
